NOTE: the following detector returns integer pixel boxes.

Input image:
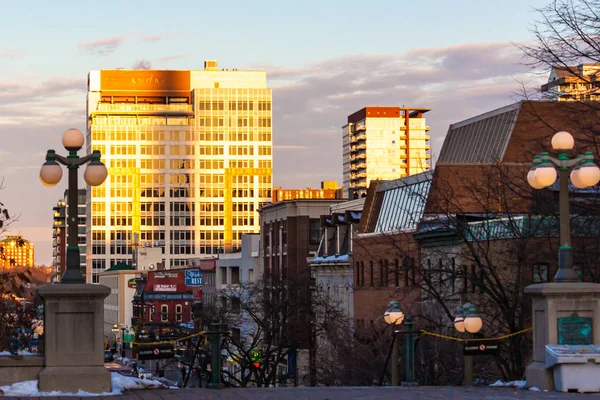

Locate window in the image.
[394,259,399,287]
[533,263,549,283]
[451,258,456,293]
[176,305,183,322]
[232,297,241,313]
[220,267,227,285]
[370,260,374,287]
[231,267,240,284]
[462,265,468,294]
[248,269,254,281]
[360,261,365,287]
[231,328,241,343]
[309,219,320,245]
[379,260,384,288]
[355,261,361,287]
[384,259,389,286]
[161,305,168,322]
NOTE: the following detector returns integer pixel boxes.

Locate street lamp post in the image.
[207,316,224,389]
[39,128,107,284]
[454,303,483,386]
[112,324,120,356]
[527,131,600,282]
[383,300,404,386]
[121,327,127,358]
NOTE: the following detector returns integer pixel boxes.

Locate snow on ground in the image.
[0,350,37,356]
[490,380,527,388]
[0,372,169,397]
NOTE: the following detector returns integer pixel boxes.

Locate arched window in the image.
[176,304,183,322]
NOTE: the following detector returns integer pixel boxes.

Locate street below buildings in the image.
[5,386,600,399]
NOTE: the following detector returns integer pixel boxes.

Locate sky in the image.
[0,0,550,265]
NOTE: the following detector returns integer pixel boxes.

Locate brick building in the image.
[259,199,347,385]
[352,173,431,335]
[132,269,195,339]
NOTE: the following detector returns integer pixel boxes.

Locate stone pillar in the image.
[525,282,600,391]
[37,284,111,394]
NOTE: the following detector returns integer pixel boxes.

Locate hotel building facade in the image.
[0,235,34,269]
[342,106,431,198]
[86,61,272,283]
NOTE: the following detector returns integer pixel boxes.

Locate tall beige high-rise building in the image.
[542,63,600,101]
[342,106,431,199]
[86,61,272,283]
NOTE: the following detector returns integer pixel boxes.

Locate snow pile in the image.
[490,380,527,388]
[0,372,167,397]
[0,350,37,356]
[529,386,541,391]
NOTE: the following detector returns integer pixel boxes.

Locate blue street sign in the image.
[185,269,203,286]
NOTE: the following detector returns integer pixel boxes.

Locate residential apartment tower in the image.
[342,106,431,198]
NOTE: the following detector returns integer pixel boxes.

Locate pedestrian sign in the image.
[250,349,262,367]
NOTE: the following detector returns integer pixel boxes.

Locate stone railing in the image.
[0,355,44,385]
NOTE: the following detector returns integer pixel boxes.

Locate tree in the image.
[350,161,600,381]
[215,276,350,388]
[520,0,600,80]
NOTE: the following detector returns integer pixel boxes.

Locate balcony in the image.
[94,103,194,115]
[350,136,358,144]
[350,164,358,171]
[425,126,431,131]
[356,163,367,170]
[356,134,366,142]
[425,145,430,150]
[357,144,367,150]
[425,135,431,141]
[354,124,366,132]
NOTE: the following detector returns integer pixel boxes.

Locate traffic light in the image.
[250,349,262,368]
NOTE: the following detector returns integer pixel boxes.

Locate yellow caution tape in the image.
[124,330,206,346]
[419,327,532,342]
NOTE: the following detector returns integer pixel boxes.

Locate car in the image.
[104,350,114,362]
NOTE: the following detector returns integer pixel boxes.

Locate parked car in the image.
[104,350,114,362]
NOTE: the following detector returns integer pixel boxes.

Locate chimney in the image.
[204,60,218,71]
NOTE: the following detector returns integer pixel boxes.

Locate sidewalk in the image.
[7,386,599,399]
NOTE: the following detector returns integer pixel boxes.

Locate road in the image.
[9,386,600,399]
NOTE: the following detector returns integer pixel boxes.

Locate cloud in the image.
[0,49,26,59]
[274,145,307,150]
[136,33,180,43]
[76,36,125,56]
[155,54,189,63]
[262,41,543,187]
[132,59,152,70]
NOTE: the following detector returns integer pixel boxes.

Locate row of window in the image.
[355,258,417,288]
[197,100,271,111]
[91,129,272,143]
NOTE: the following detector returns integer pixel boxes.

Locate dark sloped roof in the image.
[437,103,520,164]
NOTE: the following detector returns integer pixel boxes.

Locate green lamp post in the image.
[454,303,483,386]
[527,131,600,282]
[39,128,107,284]
[207,316,224,389]
[383,300,404,386]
